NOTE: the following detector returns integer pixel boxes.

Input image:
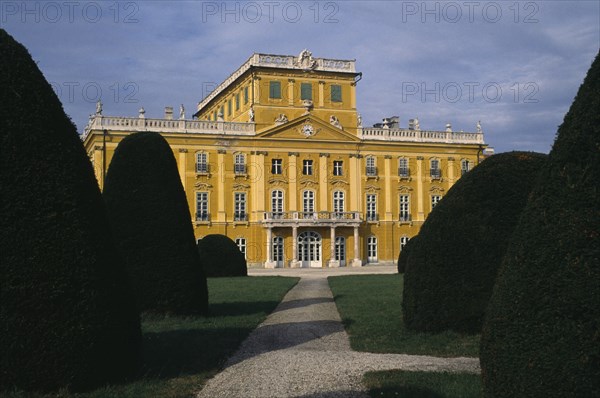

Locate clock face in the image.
[302,123,314,137]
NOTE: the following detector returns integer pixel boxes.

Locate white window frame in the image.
[196,152,208,173]
[431,195,442,210]
[271,190,284,218]
[366,194,377,221]
[398,157,409,177]
[400,236,410,250]
[430,158,441,179]
[367,236,378,263]
[273,236,284,263]
[234,153,246,174]
[461,159,471,176]
[333,160,343,176]
[196,191,209,221]
[333,191,345,218]
[366,156,377,176]
[234,192,247,221]
[303,159,313,176]
[272,159,282,175]
[303,190,315,219]
[400,194,411,222]
[235,237,246,259]
[335,236,346,263]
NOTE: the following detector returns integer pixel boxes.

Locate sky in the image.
[2,0,599,153]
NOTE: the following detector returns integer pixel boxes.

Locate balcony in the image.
[234,164,247,175]
[398,168,410,178]
[196,213,210,222]
[234,212,248,222]
[262,211,362,227]
[430,169,442,179]
[196,163,209,174]
[399,214,412,223]
[366,213,379,222]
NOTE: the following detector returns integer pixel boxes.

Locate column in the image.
[384,155,392,221]
[265,227,276,268]
[178,148,188,192]
[288,79,295,106]
[217,150,226,222]
[328,226,339,267]
[349,155,360,212]
[290,225,300,268]
[318,81,325,107]
[319,153,329,212]
[416,156,424,221]
[352,225,362,267]
[350,82,357,109]
[93,145,104,189]
[447,156,455,185]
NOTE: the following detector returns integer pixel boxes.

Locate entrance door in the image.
[298,231,322,268]
[273,236,284,267]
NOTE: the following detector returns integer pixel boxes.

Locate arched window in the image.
[333,190,345,218]
[302,190,315,219]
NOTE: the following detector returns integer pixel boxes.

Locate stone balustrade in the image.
[359,127,485,145]
[262,211,362,227]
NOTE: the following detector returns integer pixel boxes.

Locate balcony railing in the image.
[366,166,378,176]
[366,213,379,222]
[398,168,410,177]
[196,163,209,173]
[196,213,210,222]
[430,169,442,179]
[234,164,247,174]
[399,214,412,222]
[234,212,248,221]
[359,127,485,145]
[262,211,362,224]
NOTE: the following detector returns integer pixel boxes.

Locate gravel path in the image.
[197,267,480,398]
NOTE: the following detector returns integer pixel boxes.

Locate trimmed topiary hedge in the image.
[0,29,141,392]
[397,235,418,274]
[402,151,546,333]
[103,132,208,315]
[480,52,600,397]
[197,234,248,277]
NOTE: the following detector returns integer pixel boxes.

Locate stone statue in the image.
[297,49,317,70]
[179,104,185,120]
[414,117,420,130]
[477,120,482,133]
[248,105,255,122]
[275,113,288,124]
[95,100,102,115]
[138,107,146,119]
[330,115,343,129]
[357,113,362,127]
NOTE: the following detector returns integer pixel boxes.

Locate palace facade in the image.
[83,50,487,268]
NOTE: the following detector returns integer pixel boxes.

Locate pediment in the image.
[255,115,361,142]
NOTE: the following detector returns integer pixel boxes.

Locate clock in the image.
[302,123,315,137]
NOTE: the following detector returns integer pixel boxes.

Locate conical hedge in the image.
[103,132,208,315]
[402,151,546,333]
[480,52,600,397]
[0,29,141,392]
[197,234,248,277]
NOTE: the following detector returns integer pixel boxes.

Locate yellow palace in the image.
[83,50,487,268]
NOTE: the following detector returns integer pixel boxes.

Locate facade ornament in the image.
[248,105,255,122]
[302,99,313,115]
[138,107,145,118]
[476,120,482,133]
[300,122,317,137]
[409,117,420,130]
[445,123,452,132]
[357,113,362,127]
[297,49,317,71]
[217,110,224,121]
[330,115,343,129]
[275,113,288,124]
[179,104,185,120]
[95,100,103,115]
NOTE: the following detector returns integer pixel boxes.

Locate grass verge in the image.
[363,370,482,398]
[328,274,479,357]
[1,276,298,398]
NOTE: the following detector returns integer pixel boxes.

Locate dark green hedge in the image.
[0,29,141,392]
[480,51,600,397]
[103,132,208,315]
[402,151,546,333]
[197,234,248,277]
[397,235,418,274]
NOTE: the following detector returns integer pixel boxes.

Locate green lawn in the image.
[328,274,480,357]
[1,276,298,398]
[364,370,482,398]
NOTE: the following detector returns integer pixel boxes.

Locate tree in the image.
[103,131,208,315]
[0,29,141,392]
[480,51,600,397]
[402,151,546,333]
[197,234,248,277]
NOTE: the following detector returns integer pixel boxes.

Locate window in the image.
[366,156,377,176]
[400,236,410,249]
[301,83,312,100]
[235,93,240,111]
[234,153,246,174]
[335,236,345,262]
[366,194,377,221]
[367,236,378,263]
[400,195,411,222]
[430,159,441,179]
[235,238,246,259]
[331,84,342,102]
[196,152,208,173]
[461,159,471,176]
[227,99,232,116]
[333,160,343,176]
[234,193,246,221]
[303,190,315,218]
[398,158,409,177]
[213,110,217,121]
[303,159,313,176]
[273,236,284,263]
[271,159,282,174]
[244,86,249,104]
[269,81,281,99]
[271,190,284,218]
[431,195,442,209]
[333,191,345,217]
[196,192,209,221]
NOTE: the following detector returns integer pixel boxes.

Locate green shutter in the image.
[235,93,240,110]
[301,83,312,100]
[331,85,342,102]
[244,86,249,104]
[227,99,232,115]
[270,81,281,99]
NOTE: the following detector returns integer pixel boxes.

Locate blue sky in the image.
[2,1,598,153]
